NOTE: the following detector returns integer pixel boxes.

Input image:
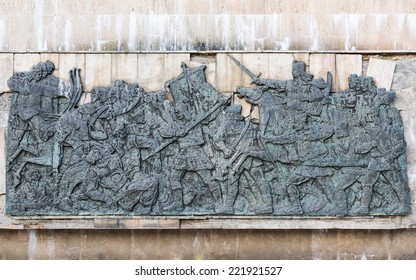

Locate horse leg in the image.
[8,144,39,166]
[14,157,53,186]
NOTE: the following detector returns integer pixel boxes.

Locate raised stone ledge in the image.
[1,215,416,230]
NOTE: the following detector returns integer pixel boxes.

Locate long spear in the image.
[142,95,231,160]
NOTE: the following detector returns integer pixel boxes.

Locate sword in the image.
[227,54,261,82]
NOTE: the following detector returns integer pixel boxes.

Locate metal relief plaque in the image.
[5,56,411,216]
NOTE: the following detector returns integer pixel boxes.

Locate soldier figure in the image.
[214,105,273,214]
[160,101,224,213]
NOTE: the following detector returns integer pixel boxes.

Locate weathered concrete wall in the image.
[1,229,416,260]
[0,0,416,52]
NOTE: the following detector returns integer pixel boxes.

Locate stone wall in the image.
[1,229,416,260]
[0,0,416,51]
[1,0,416,259]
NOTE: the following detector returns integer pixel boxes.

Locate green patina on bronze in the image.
[5,57,411,216]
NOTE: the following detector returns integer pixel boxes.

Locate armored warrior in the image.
[358,107,409,214]
[252,61,331,115]
[7,61,74,142]
[159,101,224,213]
[213,105,273,214]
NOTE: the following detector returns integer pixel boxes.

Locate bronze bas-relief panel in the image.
[5,57,411,216]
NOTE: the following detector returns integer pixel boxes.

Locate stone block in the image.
[0,93,11,127]
[94,219,119,229]
[391,57,416,91]
[204,61,218,89]
[362,230,391,259]
[362,58,369,77]
[0,110,8,128]
[96,230,132,260]
[390,230,416,259]
[268,53,295,80]
[240,53,269,86]
[85,54,112,92]
[411,191,416,214]
[0,127,5,194]
[400,111,416,163]
[407,162,416,213]
[111,54,138,83]
[138,53,189,93]
[14,53,40,72]
[79,230,116,259]
[234,231,265,259]
[261,230,312,259]
[366,57,396,91]
[24,230,57,260]
[155,230,183,259]
[49,230,82,259]
[56,54,85,82]
[131,230,160,259]
[406,154,416,213]
[309,54,336,91]
[117,219,139,228]
[311,229,339,259]
[138,54,164,92]
[216,53,244,92]
[210,230,238,259]
[0,194,5,217]
[118,218,179,229]
[0,230,29,259]
[335,230,366,260]
[394,87,416,111]
[179,230,212,260]
[335,54,362,91]
[163,53,190,83]
[0,54,13,92]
